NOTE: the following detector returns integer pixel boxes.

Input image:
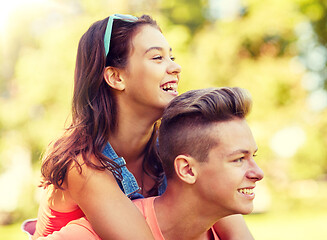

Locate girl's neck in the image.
[108,119,155,164]
[108,116,158,197]
[110,96,160,163]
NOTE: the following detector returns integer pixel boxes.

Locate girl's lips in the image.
[160,81,178,95]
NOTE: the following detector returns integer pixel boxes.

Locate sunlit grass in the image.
[0,223,27,240]
[245,180,327,240]
[245,209,327,240]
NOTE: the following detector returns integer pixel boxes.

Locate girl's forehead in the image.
[131,25,170,51]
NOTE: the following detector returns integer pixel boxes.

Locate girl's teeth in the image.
[162,83,174,90]
[162,82,178,92]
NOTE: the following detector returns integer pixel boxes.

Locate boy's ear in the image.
[103,66,125,91]
[174,155,198,184]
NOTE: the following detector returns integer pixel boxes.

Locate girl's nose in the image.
[168,60,181,75]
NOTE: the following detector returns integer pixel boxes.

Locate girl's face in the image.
[121,25,181,115]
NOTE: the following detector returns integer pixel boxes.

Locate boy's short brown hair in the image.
[158,87,252,179]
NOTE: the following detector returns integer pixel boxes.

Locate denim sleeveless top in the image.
[102,142,167,200]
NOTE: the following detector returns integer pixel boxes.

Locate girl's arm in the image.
[213,214,254,240]
[37,217,100,240]
[66,159,155,240]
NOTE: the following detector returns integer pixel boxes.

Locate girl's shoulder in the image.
[65,153,118,197]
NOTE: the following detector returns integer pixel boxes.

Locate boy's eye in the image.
[170,56,176,61]
[233,158,244,163]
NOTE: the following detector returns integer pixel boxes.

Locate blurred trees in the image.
[1,0,327,222]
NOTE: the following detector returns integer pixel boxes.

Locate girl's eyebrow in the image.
[145,46,172,54]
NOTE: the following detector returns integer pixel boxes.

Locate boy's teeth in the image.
[238,188,254,195]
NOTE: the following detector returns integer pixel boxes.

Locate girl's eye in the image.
[152,56,163,60]
[170,56,176,61]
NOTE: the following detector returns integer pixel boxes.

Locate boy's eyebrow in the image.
[227,148,258,157]
[145,46,172,54]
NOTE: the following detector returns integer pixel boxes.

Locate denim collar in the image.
[102,142,141,198]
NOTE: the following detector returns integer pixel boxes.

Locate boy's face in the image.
[195,118,264,216]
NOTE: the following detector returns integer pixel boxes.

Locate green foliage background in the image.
[1,0,327,239]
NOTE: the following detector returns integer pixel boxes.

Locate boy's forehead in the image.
[208,119,256,156]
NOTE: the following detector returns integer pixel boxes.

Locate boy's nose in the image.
[247,161,264,181]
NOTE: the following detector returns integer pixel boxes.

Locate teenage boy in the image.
[38,87,264,240]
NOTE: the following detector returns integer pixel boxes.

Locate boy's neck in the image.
[154,186,219,240]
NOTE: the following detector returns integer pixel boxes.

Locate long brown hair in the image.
[40,15,164,195]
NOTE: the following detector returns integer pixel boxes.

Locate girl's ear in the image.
[174,155,198,184]
[103,66,126,91]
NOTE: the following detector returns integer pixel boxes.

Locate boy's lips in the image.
[238,188,254,195]
[237,186,255,199]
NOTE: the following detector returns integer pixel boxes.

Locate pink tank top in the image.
[133,197,220,240]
